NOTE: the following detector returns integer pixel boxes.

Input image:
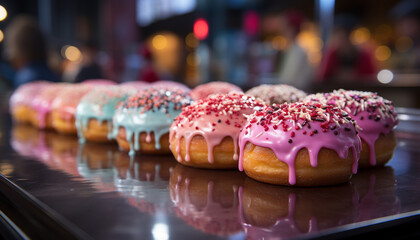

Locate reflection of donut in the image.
[245,84,307,105]
[351,167,400,221]
[113,88,192,155]
[170,93,264,169]
[169,164,245,236]
[303,90,398,168]
[49,134,80,176]
[114,154,177,216]
[9,81,51,123]
[239,178,357,240]
[77,142,119,190]
[11,124,41,157]
[115,153,177,182]
[190,82,243,100]
[239,103,361,186]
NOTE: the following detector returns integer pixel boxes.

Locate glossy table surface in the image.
[1,108,420,239]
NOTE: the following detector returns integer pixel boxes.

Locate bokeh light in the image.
[0,30,4,43]
[152,34,168,50]
[0,5,7,21]
[377,69,393,84]
[185,33,199,48]
[193,18,209,40]
[350,27,371,45]
[62,45,82,62]
[375,45,391,61]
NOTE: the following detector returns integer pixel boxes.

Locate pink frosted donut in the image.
[245,84,307,105]
[303,89,398,168]
[31,83,72,129]
[190,82,243,100]
[81,79,117,86]
[51,84,94,134]
[9,81,51,123]
[120,81,150,90]
[152,80,190,92]
[170,93,265,169]
[239,103,361,186]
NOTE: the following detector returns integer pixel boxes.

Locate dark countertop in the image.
[0,108,420,239]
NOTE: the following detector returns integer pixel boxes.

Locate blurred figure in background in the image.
[4,15,59,88]
[74,41,103,83]
[318,14,377,83]
[390,0,420,71]
[137,45,159,83]
[277,10,312,90]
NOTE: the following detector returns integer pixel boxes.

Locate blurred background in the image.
[1,0,420,107]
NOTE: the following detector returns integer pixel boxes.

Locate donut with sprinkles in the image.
[170,93,265,169]
[303,89,398,168]
[113,87,192,155]
[238,102,362,186]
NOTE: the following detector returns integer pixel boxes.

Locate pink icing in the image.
[303,90,398,166]
[9,81,51,111]
[31,83,71,128]
[170,93,264,164]
[238,103,361,185]
[190,82,243,100]
[51,84,94,119]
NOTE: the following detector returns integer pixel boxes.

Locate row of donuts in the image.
[171,89,398,186]
[10,124,399,239]
[9,80,399,186]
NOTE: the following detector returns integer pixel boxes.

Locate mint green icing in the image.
[76,87,136,143]
[112,103,183,156]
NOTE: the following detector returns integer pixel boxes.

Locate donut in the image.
[169,164,245,236]
[31,83,71,129]
[238,103,361,186]
[189,81,243,100]
[9,81,51,123]
[170,93,265,169]
[113,88,192,155]
[303,90,398,168]
[245,84,307,105]
[151,80,190,92]
[75,86,136,143]
[51,84,94,134]
[239,178,356,239]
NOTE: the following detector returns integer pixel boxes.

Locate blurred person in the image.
[318,14,377,83]
[137,45,159,83]
[390,0,420,71]
[4,15,59,88]
[74,41,104,83]
[276,10,312,90]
